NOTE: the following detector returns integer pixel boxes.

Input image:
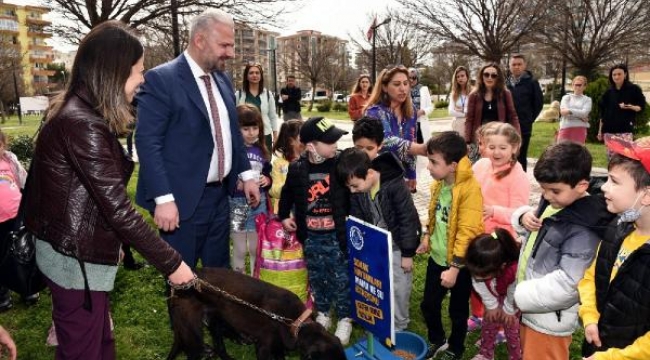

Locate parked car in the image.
[333,93,346,102]
[301,90,329,103]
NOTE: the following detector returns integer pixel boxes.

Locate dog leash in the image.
[169,276,313,338]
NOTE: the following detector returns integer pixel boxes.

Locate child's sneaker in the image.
[495,329,506,344]
[334,317,353,346]
[424,342,448,359]
[0,288,12,313]
[315,312,332,330]
[467,315,482,332]
[438,350,461,360]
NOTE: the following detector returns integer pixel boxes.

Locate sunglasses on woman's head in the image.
[483,72,498,79]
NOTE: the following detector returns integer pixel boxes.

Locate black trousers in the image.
[517,132,531,172]
[420,257,472,356]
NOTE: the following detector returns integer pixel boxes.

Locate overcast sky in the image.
[11,0,400,50]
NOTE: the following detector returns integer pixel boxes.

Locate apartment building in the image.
[276,30,348,94]
[0,0,54,95]
[228,24,280,93]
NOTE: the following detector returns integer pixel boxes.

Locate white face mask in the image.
[618,192,646,224]
[307,144,326,164]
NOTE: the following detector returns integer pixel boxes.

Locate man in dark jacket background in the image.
[280,75,302,120]
[507,54,544,172]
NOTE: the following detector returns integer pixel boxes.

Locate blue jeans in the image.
[304,231,350,318]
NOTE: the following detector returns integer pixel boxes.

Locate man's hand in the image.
[0,325,17,360]
[282,218,297,232]
[401,257,414,273]
[440,266,459,288]
[243,179,260,208]
[154,201,180,232]
[584,324,602,347]
[281,94,288,101]
[521,211,542,232]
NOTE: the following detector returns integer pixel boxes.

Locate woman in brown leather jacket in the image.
[23,21,194,359]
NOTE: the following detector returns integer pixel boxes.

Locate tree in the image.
[539,0,650,79]
[43,0,300,43]
[426,42,473,96]
[351,10,431,73]
[398,0,552,63]
[279,34,346,111]
[0,36,24,123]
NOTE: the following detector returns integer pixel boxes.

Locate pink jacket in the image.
[472,158,529,237]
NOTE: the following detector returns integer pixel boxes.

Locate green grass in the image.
[0,115,43,139]
[528,121,608,168]
[0,115,596,359]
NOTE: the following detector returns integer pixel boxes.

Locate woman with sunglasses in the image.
[364,66,427,192]
[348,74,373,121]
[236,63,279,151]
[465,64,521,155]
[557,76,592,144]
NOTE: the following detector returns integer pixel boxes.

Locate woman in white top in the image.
[557,76,592,144]
[236,63,279,151]
[449,66,470,138]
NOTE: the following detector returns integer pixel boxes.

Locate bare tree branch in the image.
[350,9,432,73]
[398,0,552,62]
[42,0,302,43]
[539,0,650,78]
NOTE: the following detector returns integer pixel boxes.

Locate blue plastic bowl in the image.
[345,331,428,360]
[393,331,427,359]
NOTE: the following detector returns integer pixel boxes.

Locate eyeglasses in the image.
[573,83,585,87]
[483,72,498,79]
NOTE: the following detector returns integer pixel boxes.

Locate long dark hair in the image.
[472,63,506,99]
[608,63,631,88]
[242,63,265,93]
[466,228,520,278]
[272,119,303,162]
[351,74,372,95]
[237,104,269,159]
[365,66,414,119]
[46,20,143,134]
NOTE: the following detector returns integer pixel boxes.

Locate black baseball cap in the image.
[299,117,348,144]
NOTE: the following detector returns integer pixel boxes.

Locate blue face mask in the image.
[618,192,646,224]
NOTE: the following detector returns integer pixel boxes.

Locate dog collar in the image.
[290,308,313,338]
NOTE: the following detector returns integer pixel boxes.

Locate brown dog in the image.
[166,267,346,360]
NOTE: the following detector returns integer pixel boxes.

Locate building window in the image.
[0,19,18,32]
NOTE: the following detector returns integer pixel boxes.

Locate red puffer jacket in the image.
[24,89,182,276]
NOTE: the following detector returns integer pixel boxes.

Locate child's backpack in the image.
[254,213,311,306]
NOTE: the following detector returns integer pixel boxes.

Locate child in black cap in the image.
[278,117,354,345]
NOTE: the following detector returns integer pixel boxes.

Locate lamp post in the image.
[262,37,279,115]
[371,17,391,83]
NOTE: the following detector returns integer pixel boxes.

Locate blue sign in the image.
[347,216,395,347]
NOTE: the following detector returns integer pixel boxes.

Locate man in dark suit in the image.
[507,54,544,172]
[135,9,260,269]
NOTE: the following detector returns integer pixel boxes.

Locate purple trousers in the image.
[47,277,115,360]
[478,314,522,360]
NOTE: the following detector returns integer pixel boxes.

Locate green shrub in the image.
[584,77,650,142]
[332,102,348,112]
[8,134,34,166]
[316,100,332,112]
[433,100,449,109]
